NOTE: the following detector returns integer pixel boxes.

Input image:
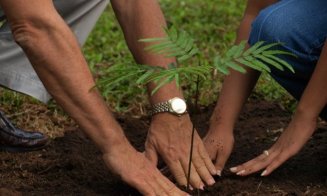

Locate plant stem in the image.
[186,75,201,191]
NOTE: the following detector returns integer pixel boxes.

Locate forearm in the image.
[111,0,183,104]
[1,0,126,153]
[295,42,327,121]
[210,0,277,130]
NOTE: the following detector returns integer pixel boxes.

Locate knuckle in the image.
[166,184,178,195]
[192,155,203,163]
[174,172,186,181]
[195,164,208,172]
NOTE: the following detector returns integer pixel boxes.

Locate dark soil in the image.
[1,100,327,195]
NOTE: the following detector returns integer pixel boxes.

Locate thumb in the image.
[144,143,158,166]
[215,150,231,176]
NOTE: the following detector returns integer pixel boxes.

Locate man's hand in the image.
[144,113,217,190]
[203,127,234,176]
[103,137,188,196]
[229,112,317,176]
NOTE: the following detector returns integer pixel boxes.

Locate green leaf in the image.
[139,37,167,43]
[216,65,230,75]
[262,50,297,57]
[166,26,178,41]
[235,58,264,72]
[243,56,271,72]
[251,60,271,72]
[264,54,295,73]
[255,54,284,71]
[168,63,177,69]
[174,73,180,87]
[226,45,238,59]
[233,41,247,58]
[145,41,172,52]
[151,75,175,95]
[253,43,281,55]
[136,70,154,84]
[226,61,246,73]
[243,41,265,56]
[177,47,199,62]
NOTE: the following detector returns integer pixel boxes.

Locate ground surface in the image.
[1,100,327,195]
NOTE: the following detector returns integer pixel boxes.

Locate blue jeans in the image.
[249,0,327,120]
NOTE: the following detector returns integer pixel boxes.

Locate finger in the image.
[262,152,291,176]
[144,143,159,166]
[192,153,215,186]
[126,176,156,196]
[180,160,204,190]
[230,152,274,175]
[198,142,217,176]
[214,147,232,176]
[167,161,188,187]
[154,169,189,196]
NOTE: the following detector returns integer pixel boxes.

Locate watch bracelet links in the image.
[150,101,170,116]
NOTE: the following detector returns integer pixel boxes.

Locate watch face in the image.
[170,98,187,114]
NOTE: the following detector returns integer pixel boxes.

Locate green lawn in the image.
[83,0,295,112]
[1,0,295,113]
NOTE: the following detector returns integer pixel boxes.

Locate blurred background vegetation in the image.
[0,0,296,118]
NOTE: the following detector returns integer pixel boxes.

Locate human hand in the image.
[144,113,217,190]
[203,126,234,176]
[229,112,317,176]
[103,137,188,196]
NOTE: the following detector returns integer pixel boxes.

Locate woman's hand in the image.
[229,112,317,176]
[203,126,235,176]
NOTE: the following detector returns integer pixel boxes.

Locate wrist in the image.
[294,105,320,123]
[208,122,234,134]
[209,115,234,133]
[147,81,183,105]
[152,112,190,122]
[150,97,187,116]
[97,128,130,154]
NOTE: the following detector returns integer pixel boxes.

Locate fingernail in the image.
[236,169,246,175]
[230,167,238,172]
[261,170,267,176]
[217,170,222,176]
[199,184,205,190]
[208,178,215,185]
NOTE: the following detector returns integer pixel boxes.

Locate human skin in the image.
[112,0,216,189]
[231,42,327,177]
[203,0,277,176]
[0,0,215,194]
[204,0,327,177]
[0,0,189,195]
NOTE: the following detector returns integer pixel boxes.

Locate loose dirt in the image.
[1,100,327,195]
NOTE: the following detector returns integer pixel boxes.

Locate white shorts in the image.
[0,0,109,103]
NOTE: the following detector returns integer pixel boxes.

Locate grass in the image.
[0,0,295,116]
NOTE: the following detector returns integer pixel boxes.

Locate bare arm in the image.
[111,0,182,102]
[111,0,217,189]
[0,0,124,151]
[211,0,278,132]
[231,42,327,177]
[204,0,278,174]
[0,0,186,195]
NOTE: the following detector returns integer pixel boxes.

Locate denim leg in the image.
[249,0,327,120]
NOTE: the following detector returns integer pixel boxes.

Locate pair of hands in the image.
[101,112,217,196]
[102,110,317,195]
